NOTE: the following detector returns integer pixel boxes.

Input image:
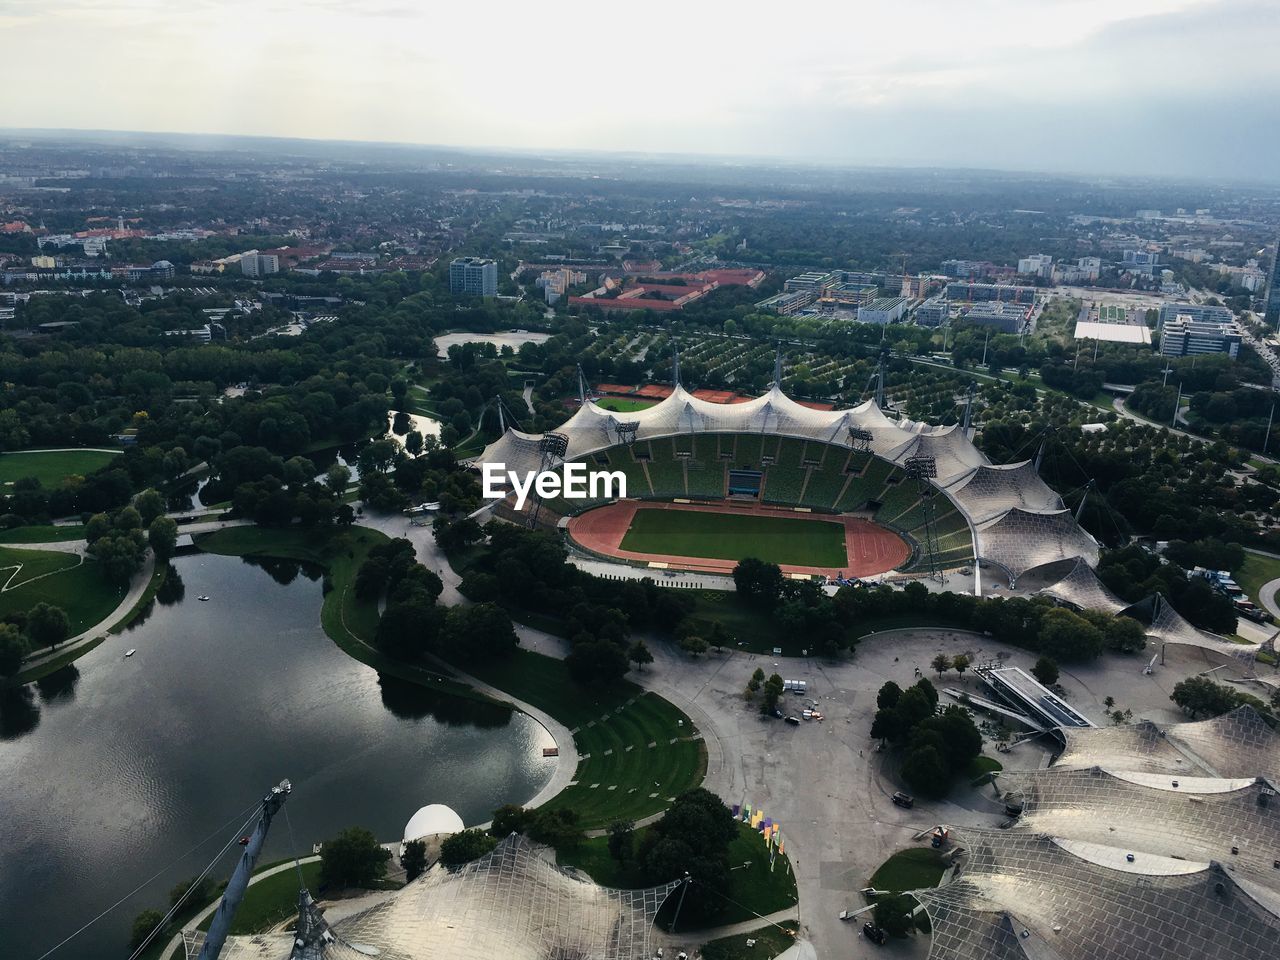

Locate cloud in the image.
[0,0,1273,179]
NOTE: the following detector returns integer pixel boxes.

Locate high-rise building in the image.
[1264,243,1280,327]
[449,257,498,296]
[241,252,279,278]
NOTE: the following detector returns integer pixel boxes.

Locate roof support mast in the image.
[198,780,291,960]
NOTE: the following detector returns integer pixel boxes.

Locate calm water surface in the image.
[0,552,554,959]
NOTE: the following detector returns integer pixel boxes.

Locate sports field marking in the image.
[619,508,848,567]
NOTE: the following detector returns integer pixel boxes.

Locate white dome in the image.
[402,803,465,844]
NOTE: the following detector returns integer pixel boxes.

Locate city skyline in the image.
[2,0,1278,181]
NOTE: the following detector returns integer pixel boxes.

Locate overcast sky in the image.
[1,0,1277,180]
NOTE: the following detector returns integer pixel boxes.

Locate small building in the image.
[963,301,1031,334]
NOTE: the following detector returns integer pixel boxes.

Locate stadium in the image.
[474,378,1099,588]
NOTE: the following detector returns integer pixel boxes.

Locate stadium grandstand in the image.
[898,706,1280,960]
[474,380,1101,586]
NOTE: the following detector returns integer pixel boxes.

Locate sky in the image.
[1,0,1278,180]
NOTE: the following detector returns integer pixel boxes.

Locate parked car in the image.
[784,715,801,726]
[863,922,888,945]
[891,792,914,809]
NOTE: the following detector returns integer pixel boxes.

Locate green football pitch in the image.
[0,449,120,487]
[619,508,848,567]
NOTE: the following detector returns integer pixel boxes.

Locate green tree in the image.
[26,602,69,651]
[931,653,952,678]
[1170,676,1246,719]
[319,827,392,888]
[129,909,166,951]
[148,516,178,562]
[324,463,352,495]
[488,804,532,838]
[952,653,971,680]
[1036,607,1105,662]
[0,622,31,677]
[1031,656,1059,687]
[606,819,635,862]
[679,634,709,658]
[439,829,497,870]
[439,602,518,662]
[901,744,950,798]
[872,893,918,938]
[400,839,427,883]
[89,529,147,586]
[133,489,166,526]
[628,640,653,671]
[528,808,584,848]
[760,672,785,714]
[168,875,214,908]
[732,558,785,609]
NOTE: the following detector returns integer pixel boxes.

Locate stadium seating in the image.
[685,459,726,499]
[733,433,764,469]
[644,456,686,497]
[774,437,806,466]
[798,461,848,509]
[762,465,806,504]
[874,480,925,527]
[672,433,695,457]
[614,451,653,497]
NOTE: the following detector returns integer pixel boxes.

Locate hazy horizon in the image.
[2,0,1278,182]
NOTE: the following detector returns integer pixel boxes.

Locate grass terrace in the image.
[462,649,706,828]
[0,544,124,636]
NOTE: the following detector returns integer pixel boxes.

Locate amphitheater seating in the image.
[874,480,924,527]
[685,460,726,499]
[762,465,806,504]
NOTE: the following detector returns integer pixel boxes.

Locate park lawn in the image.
[698,922,800,960]
[464,649,706,828]
[620,510,847,568]
[194,525,490,705]
[196,861,323,936]
[0,449,120,487]
[558,823,796,930]
[1236,552,1280,607]
[594,397,659,412]
[0,524,89,543]
[869,847,947,892]
[0,545,125,635]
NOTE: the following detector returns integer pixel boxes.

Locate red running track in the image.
[566,499,910,578]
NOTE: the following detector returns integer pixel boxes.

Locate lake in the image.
[0,552,554,959]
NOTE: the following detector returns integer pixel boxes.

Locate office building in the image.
[856,296,910,325]
[1158,314,1241,359]
[1156,302,1234,328]
[963,301,1032,334]
[914,297,949,327]
[449,257,498,296]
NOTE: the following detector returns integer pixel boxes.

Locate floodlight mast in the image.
[904,454,944,585]
[526,432,569,529]
[847,426,873,453]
